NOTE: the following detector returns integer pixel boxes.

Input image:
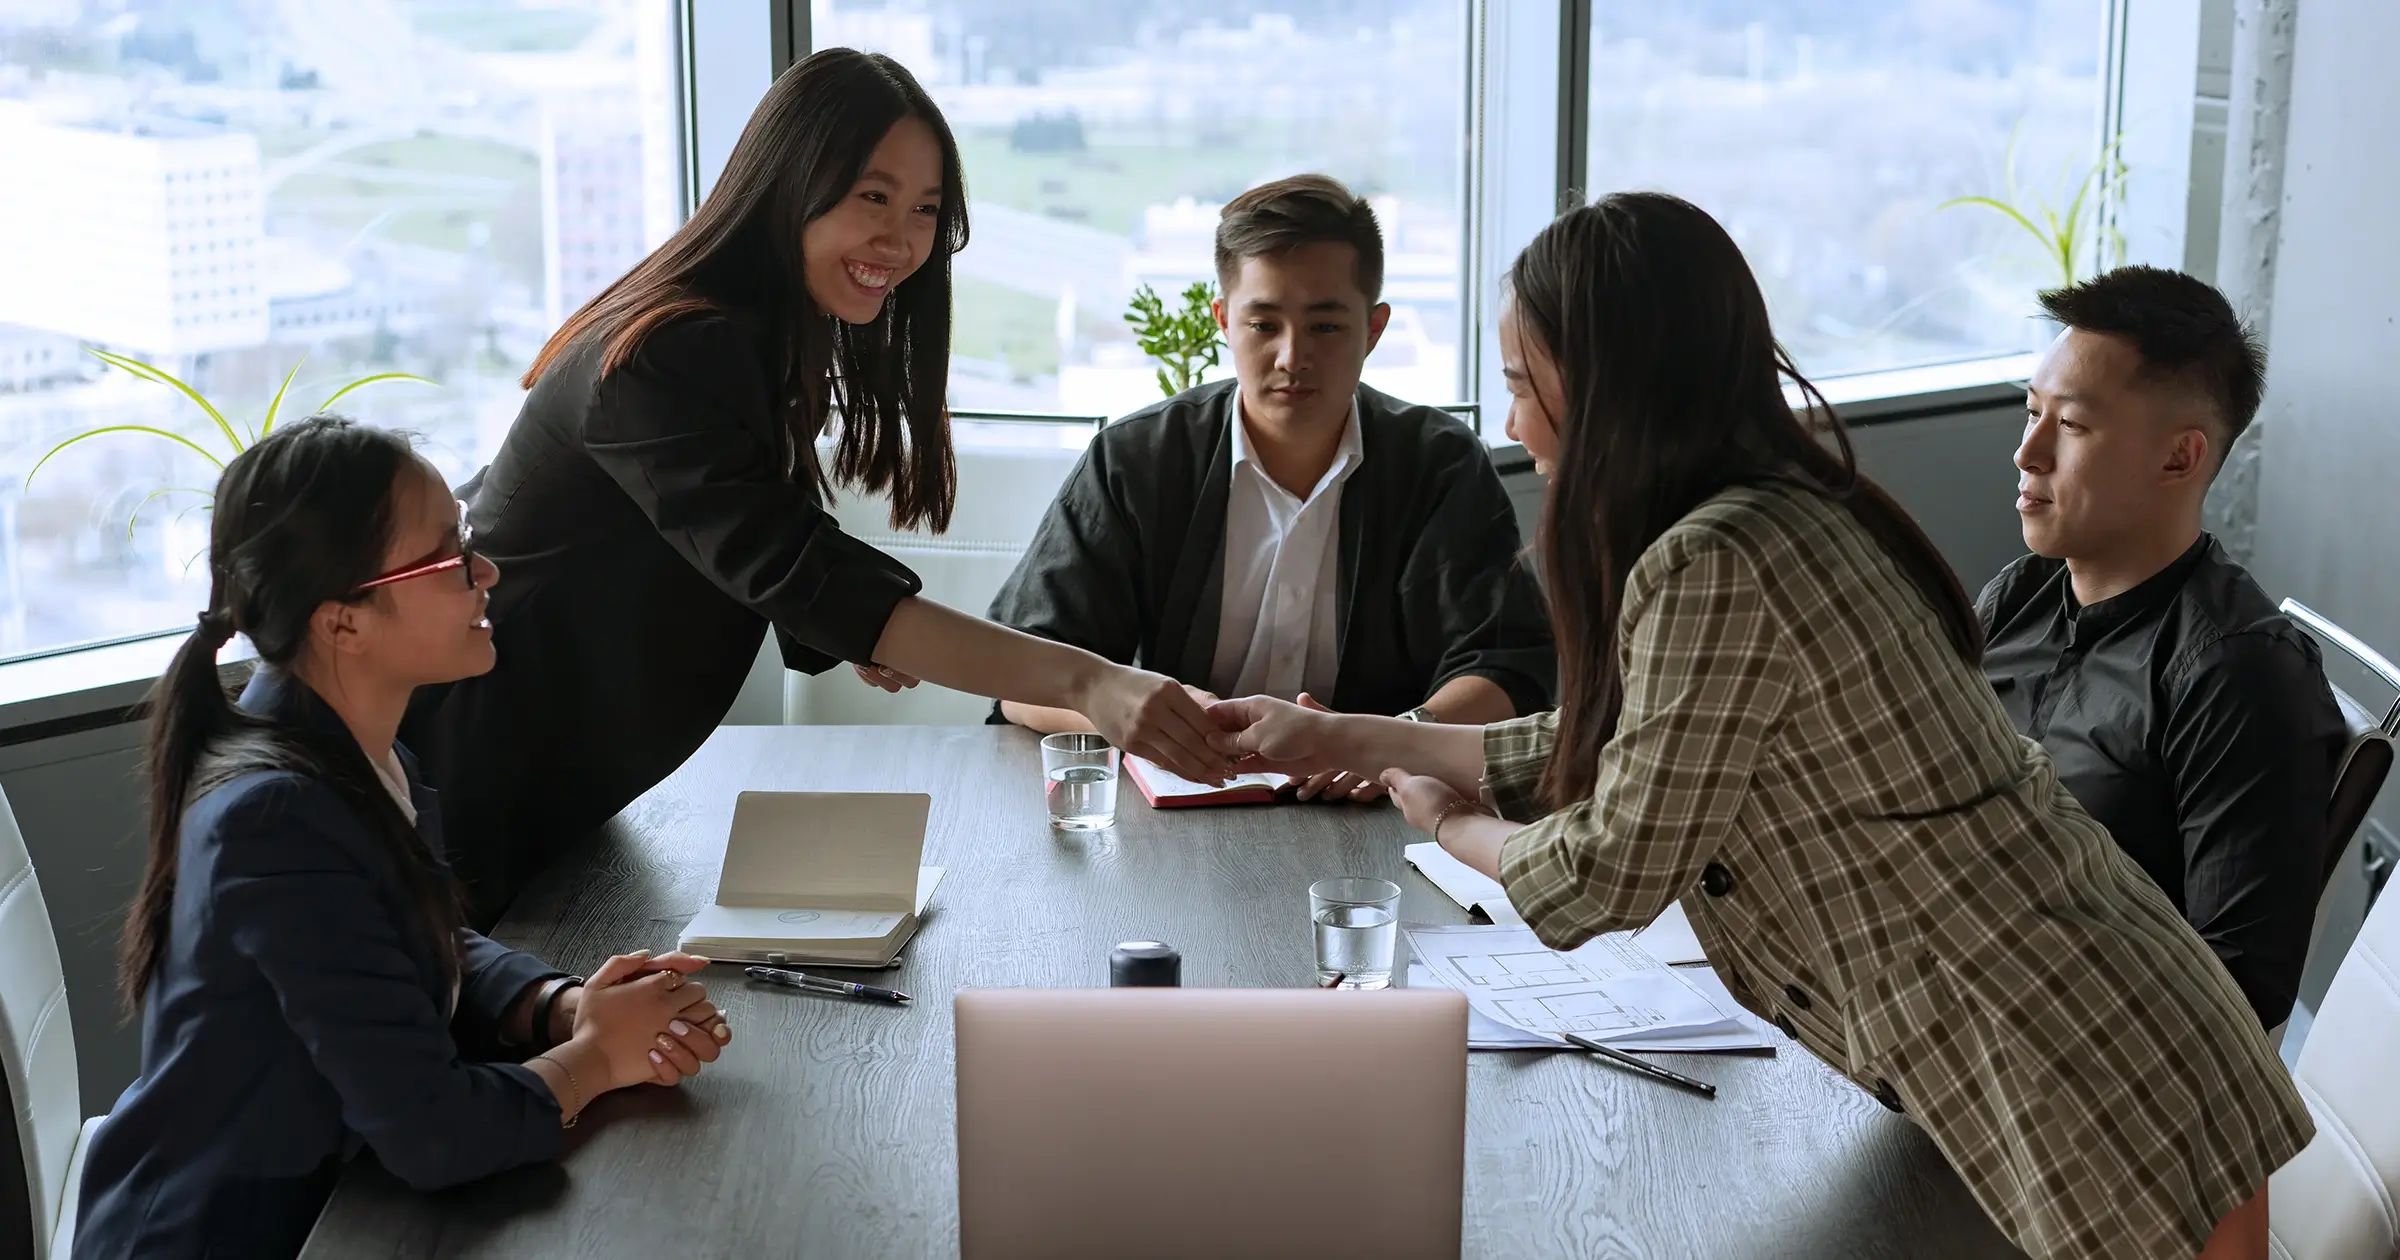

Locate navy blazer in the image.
[72,671,568,1259]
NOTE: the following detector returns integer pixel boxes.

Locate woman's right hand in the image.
[1206,694,1345,775]
[1075,664,1235,784]
[567,955,715,1093]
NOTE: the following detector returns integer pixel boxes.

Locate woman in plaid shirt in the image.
[1214,193,2309,1260]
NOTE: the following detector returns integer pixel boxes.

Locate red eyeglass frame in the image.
[352,500,479,594]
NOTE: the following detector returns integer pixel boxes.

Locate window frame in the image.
[782,1,2190,438]
[0,0,2230,708]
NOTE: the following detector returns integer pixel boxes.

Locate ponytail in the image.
[118,414,466,1013]
[121,607,249,1009]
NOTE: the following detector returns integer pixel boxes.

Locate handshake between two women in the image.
[1205,695,1498,847]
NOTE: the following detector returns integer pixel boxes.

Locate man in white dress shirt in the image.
[990,175,1552,801]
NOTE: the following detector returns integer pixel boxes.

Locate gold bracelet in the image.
[532,1052,582,1129]
[1431,797,1486,847]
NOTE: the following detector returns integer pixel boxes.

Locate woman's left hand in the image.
[1379,770,1467,837]
[562,951,732,1086]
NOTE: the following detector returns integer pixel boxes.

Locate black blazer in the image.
[73,671,567,1260]
[401,310,921,925]
[988,379,1553,718]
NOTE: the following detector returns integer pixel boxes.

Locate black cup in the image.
[1109,940,1182,987]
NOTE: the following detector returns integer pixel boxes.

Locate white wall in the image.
[2245,0,2400,1022]
[2250,2,2400,632]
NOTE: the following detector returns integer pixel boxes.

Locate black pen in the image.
[1561,1032,1717,1099]
[745,965,913,1005]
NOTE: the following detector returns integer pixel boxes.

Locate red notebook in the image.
[1122,756,1293,808]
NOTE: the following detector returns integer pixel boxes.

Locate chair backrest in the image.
[0,786,80,1259]
[2281,600,2400,893]
[2326,691,2396,892]
[786,425,1096,726]
[2269,878,2400,1259]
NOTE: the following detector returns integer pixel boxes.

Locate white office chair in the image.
[2269,874,2400,1260]
[2281,601,2400,899]
[0,785,101,1259]
[786,423,1097,726]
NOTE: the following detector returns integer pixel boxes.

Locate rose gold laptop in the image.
[954,987,1468,1260]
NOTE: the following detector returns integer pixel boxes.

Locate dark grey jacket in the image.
[403,311,921,925]
[988,379,1553,718]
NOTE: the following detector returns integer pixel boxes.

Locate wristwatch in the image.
[1399,706,1439,723]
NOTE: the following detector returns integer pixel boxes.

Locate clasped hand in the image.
[564,950,733,1090]
[1204,693,1463,821]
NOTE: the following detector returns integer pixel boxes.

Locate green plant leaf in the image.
[1937,195,2052,251]
[1939,121,2129,289]
[313,372,435,415]
[125,486,213,540]
[86,347,244,457]
[260,355,307,439]
[22,425,227,491]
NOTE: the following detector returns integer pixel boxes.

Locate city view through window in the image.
[0,0,2109,664]
[813,0,1470,423]
[0,0,681,661]
[1585,0,2108,376]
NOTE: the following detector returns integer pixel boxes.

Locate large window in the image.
[813,0,1469,422]
[0,0,2156,669]
[1584,0,2107,379]
[0,0,681,662]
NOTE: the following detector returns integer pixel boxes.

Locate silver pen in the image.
[744,965,912,1005]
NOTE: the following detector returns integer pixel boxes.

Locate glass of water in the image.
[1310,876,1402,990]
[1041,732,1119,830]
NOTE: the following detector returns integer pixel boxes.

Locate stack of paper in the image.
[1402,842,1708,967]
[1403,923,1773,1054]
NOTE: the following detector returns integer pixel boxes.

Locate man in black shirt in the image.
[1978,265,2345,1032]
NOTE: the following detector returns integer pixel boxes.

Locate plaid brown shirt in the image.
[1488,481,2310,1260]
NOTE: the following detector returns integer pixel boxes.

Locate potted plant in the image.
[1941,125,2129,290]
[24,349,430,536]
[1122,281,1224,399]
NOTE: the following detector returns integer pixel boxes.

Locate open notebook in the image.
[1122,755,1293,808]
[677,791,945,968]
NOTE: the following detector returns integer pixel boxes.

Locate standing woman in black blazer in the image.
[74,417,732,1259]
[403,48,1233,924]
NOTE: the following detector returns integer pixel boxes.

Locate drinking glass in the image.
[1041,733,1119,830]
[1310,876,1401,989]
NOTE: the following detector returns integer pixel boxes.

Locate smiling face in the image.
[315,459,501,689]
[1211,241,1389,433]
[799,116,945,324]
[1499,298,1564,475]
[2015,327,2213,561]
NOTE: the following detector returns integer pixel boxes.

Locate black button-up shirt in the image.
[1977,535,2346,1029]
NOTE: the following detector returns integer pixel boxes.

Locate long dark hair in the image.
[1509,193,1981,809]
[122,416,466,1009]
[523,46,965,531]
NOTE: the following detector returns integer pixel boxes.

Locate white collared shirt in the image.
[1207,394,1363,702]
[370,748,418,826]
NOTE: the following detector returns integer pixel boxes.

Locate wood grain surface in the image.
[302,725,2023,1259]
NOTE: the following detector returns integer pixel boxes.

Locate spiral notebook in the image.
[677,791,945,968]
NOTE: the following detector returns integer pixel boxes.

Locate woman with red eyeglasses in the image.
[71,417,735,1260]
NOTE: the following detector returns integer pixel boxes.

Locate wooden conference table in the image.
[303,726,2021,1259]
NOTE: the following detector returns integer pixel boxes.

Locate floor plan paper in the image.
[1401,842,1709,966]
[1404,923,1726,1041]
